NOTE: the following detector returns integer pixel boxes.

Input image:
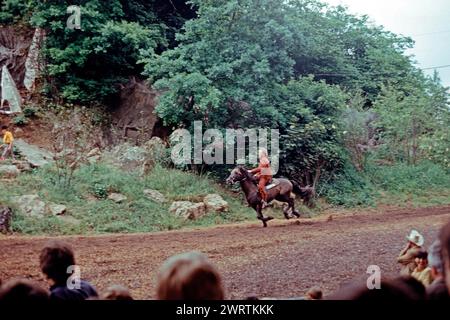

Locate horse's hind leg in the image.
[275,195,291,219]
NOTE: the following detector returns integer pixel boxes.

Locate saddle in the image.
[265,179,280,190]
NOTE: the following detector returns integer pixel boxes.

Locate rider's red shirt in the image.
[250,156,272,177]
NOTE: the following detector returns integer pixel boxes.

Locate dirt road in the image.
[1,205,449,299]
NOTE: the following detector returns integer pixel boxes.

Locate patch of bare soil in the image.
[1,205,449,299]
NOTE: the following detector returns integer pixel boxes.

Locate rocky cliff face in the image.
[111,79,170,143]
[0,26,43,113]
[0,26,33,88]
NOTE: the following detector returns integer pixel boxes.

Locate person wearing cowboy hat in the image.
[397,229,424,276]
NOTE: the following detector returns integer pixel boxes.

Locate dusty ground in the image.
[1,205,449,299]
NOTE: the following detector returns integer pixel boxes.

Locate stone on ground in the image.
[203,194,229,213]
[14,139,54,168]
[11,194,47,217]
[49,203,67,216]
[0,165,20,178]
[108,193,127,203]
[143,189,166,203]
[169,201,206,220]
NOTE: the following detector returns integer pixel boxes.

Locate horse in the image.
[226,166,313,227]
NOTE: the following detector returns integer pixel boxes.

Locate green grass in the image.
[0,164,255,235]
[2,160,449,236]
[322,160,450,208]
[366,161,450,208]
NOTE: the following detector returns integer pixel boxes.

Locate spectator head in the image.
[428,240,444,279]
[39,240,76,286]
[305,287,322,300]
[439,221,450,294]
[102,285,133,300]
[157,251,224,300]
[0,279,49,302]
[327,276,425,300]
[415,250,429,269]
[1,125,8,133]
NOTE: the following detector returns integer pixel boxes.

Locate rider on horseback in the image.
[248,148,272,206]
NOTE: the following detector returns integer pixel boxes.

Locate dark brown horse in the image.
[226,166,313,227]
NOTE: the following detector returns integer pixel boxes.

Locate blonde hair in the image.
[102,285,133,300]
[258,148,268,159]
[156,251,224,300]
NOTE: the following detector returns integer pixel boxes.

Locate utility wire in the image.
[421,64,450,71]
[411,30,450,37]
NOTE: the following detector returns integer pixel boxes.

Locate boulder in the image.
[143,189,166,203]
[203,194,229,213]
[49,203,67,216]
[0,165,20,178]
[169,201,206,220]
[13,160,32,172]
[14,139,54,168]
[108,193,127,203]
[11,194,47,217]
[0,207,12,234]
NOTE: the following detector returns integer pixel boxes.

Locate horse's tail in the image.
[291,180,315,208]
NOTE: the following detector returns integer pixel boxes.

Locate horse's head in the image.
[226,166,248,184]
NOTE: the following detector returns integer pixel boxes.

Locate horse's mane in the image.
[237,166,258,184]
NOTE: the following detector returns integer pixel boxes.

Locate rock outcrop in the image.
[108,193,127,203]
[11,194,47,217]
[143,189,166,203]
[203,194,229,213]
[23,28,44,92]
[0,165,21,178]
[1,65,22,113]
[169,201,206,220]
[14,139,54,168]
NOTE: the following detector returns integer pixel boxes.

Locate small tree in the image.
[49,107,101,188]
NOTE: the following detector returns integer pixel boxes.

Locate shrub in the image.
[12,115,28,126]
[22,106,38,118]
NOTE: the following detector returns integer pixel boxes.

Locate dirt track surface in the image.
[1,205,449,299]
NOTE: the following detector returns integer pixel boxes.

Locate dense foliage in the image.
[144,0,449,188]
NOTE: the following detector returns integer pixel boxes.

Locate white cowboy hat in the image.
[406,229,424,246]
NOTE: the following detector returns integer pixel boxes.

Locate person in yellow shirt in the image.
[1,125,15,161]
[411,250,433,287]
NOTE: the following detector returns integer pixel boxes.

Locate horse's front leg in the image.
[255,204,274,227]
[282,203,291,220]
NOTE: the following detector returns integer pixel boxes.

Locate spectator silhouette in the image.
[0,279,49,302]
[39,240,98,301]
[102,285,133,300]
[156,251,224,300]
[439,221,450,297]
